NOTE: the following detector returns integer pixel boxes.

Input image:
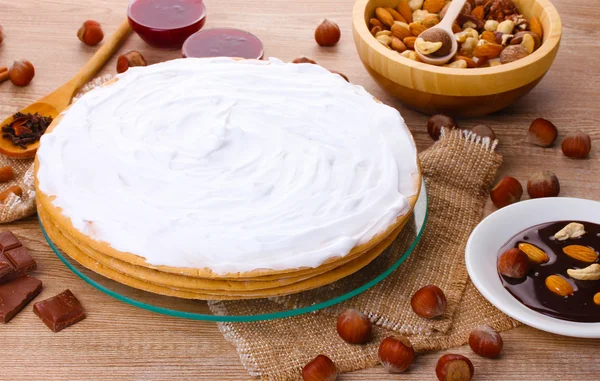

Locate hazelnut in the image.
[435,354,474,381]
[418,29,452,57]
[527,118,558,147]
[411,285,447,319]
[292,57,317,64]
[77,20,104,46]
[427,114,458,140]
[302,355,338,381]
[499,45,529,64]
[468,325,503,358]
[315,19,341,47]
[116,51,147,74]
[471,124,495,140]
[561,131,591,159]
[330,70,349,82]
[336,308,372,344]
[594,292,600,306]
[497,248,530,279]
[378,336,415,373]
[8,59,35,87]
[527,170,560,198]
[490,176,523,208]
[0,25,4,45]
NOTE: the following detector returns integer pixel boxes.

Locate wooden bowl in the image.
[352,0,562,117]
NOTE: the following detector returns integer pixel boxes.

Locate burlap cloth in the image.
[210,129,520,380]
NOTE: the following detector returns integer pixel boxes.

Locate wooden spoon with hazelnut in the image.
[0,19,131,158]
[415,0,466,65]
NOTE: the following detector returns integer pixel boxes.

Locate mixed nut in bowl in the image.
[352,0,562,116]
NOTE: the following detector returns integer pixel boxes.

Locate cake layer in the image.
[36,58,420,275]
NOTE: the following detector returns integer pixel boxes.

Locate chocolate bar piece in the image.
[0,231,22,251]
[0,275,43,323]
[33,289,86,332]
[0,232,37,284]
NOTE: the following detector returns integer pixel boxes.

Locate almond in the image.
[567,264,600,281]
[454,55,476,68]
[409,22,427,37]
[423,0,445,13]
[385,7,407,23]
[529,16,543,39]
[370,18,384,29]
[375,7,395,27]
[473,43,503,59]
[518,243,550,264]
[472,6,485,21]
[391,22,413,40]
[396,0,413,23]
[563,245,599,263]
[403,36,417,49]
[545,275,574,297]
[391,37,407,52]
[481,31,496,43]
[452,23,462,33]
[0,166,15,183]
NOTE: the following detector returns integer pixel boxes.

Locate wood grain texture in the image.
[1,0,599,379]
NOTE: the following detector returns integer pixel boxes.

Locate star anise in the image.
[484,0,519,22]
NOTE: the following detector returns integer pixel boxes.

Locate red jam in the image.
[182,28,264,60]
[127,0,207,50]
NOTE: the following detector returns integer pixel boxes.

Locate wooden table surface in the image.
[1,0,599,379]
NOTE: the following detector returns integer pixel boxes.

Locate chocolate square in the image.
[0,247,37,284]
[0,231,22,251]
[33,289,86,332]
[0,275,43,323]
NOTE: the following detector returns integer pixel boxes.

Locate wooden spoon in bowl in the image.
[415,0,466,65]
[0,19,132,159]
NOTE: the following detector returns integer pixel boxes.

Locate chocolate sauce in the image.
[498,220,600,322]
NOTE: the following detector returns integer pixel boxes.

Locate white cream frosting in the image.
[37,57,419,274]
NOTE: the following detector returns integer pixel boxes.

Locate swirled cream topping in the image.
[37,58,419,274]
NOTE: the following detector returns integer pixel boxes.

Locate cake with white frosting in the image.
[35,58,420,293]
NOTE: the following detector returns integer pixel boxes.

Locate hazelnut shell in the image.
[527,170,560,198]
[471,124,496,140]
[468,325,503,358]
[315,19,341,47]
[498,248,530,279]
[8,59,35,87]
[378,336,415,373]
[436,354,474,381]
[561,131,591,159]
[427,114,457,140]
[528,118,558,147]
[411,285,447,319]
[302,355,338,381]
[336,309,372,344]
[490,176,523,208]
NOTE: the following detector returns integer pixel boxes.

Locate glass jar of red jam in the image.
[182,28,264,60]
[127,0,207,50]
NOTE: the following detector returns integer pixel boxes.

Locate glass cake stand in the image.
[40,182,427,322]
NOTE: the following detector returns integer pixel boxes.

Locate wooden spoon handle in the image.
[69,19,132,91]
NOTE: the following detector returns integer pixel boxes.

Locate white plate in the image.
[465,197,600,338]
